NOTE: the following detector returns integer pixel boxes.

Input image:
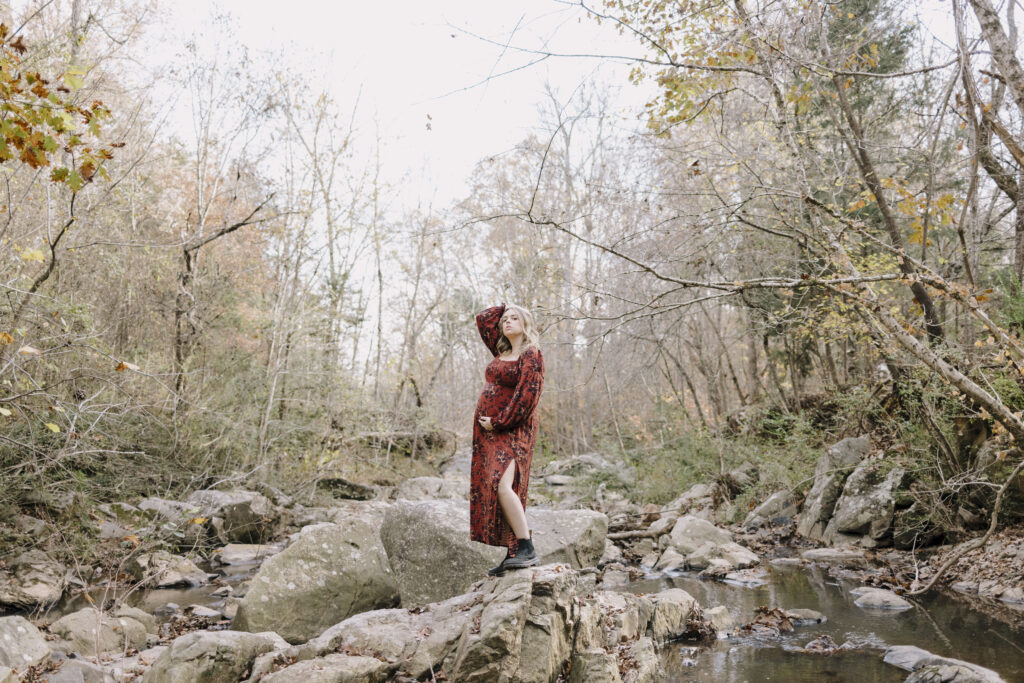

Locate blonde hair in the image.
[496,304,540,356]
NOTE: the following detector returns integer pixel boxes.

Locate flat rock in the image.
[884,646,1004,682]
[142,630,287,682]
[50,607,147,655]
[128,551,208,588]
[801,547,867,566]
[0,550,66,608]
[784,608,827,626]
[723,568,768,588]
[0,616,50,669]
[211,543,281,565]
[854,589,912,610]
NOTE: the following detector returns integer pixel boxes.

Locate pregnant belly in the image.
[476,382,515,415]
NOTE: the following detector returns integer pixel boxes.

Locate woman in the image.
[470,302,545,576]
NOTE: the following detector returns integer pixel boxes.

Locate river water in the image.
[628,562,1024,682]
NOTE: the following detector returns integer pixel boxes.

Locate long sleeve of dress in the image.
[476,303,506,357]
[492,346,545,431]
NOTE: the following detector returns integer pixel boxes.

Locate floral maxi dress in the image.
[470,304,545,551]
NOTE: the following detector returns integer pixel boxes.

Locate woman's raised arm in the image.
[476,303,506,357]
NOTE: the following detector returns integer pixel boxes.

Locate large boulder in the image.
[796,435,872,540]
[185,489,280,544]
[143,630,287,683]
[232,519,399,644]
[823,462,905,547]
[380,500,607,605]
[270,565,696,683]
[0,616,50,670]
[0,550,66,608]
[128,551,209,588]
[742,490,798,530]
[394,476,468,501]
[50,607,148,655]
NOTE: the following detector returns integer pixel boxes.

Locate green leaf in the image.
[66,170,83,191]
[44,422,59,432]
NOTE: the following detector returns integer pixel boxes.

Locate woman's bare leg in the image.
[498,461,529,539]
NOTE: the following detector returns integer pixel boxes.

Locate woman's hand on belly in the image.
[478,416,494,431]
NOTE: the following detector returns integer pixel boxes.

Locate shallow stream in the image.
[629,563,1024,682]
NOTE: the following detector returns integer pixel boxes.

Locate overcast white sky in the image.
[155,0,962,213]
[161,0,648,210]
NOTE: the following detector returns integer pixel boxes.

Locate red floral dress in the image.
[470,304,545,551]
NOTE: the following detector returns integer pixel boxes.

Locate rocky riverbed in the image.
[0,437,1021,681]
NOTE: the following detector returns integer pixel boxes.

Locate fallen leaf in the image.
[44,422,60,432]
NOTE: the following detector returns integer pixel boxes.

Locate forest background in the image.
[4,0,1024,565]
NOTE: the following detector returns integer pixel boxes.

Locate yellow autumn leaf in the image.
[190,517,208,525]
[20,248,45,262]
[44,422,60,432]
[19,345,41,355]
[0,332,11,344]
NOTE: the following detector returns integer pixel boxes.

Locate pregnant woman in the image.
[470,303,545,576]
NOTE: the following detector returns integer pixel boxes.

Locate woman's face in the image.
[501,310,524,338]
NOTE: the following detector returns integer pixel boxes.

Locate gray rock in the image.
[667,483,718,514]
[884,646,1004,682]
[796,435,871,540]
[704,605,736,632]
[655,547,686,572]
[668,515,733,555]
[906,664,1004,682]
[569,649,622,683]
[0,550,66,608]
[439,447,471,477]
[394,476,468,501]
[599,540,623,566]
[259,653,391,682]
[128,551,208,588]
[211,543,282,565]
[13,514,47,536]
[743,490,798,529]
[853,589,912,610]
[50,608,147,655]
[232,520,398,644]
[41,658,114,683]
[114,605,158,634]
[143,630,287,683]
[545,474,576,486]
[784,608,826,625]
[801,547,867,566]
[648,513,678,537]
[1000,586,1024,603]
[823,462,905,546]
[380,500,607,606]
[185,489,280,544]
[279,565,697,683]
[0,616,50,669]
[316,476,377,500]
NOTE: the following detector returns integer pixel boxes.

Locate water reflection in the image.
[626,564,1024,681]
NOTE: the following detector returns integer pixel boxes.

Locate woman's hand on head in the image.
[478,416,494,431]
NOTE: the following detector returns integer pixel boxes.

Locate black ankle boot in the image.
[503,537,538,569]
[488,550,513,576]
